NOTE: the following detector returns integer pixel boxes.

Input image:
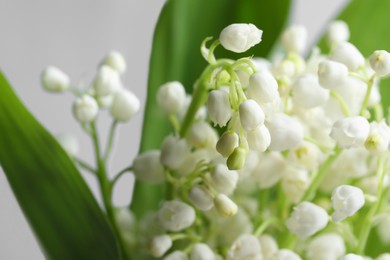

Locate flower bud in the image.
[281,25,307,54]
[189,185,213,211]
[190,243,214,260]
[110,89,140,122]
[306,233,345,260]
[226,147,247,170]
[282,167,310,203]
[149,235,172,258]
[214,194,238,217]
[157,200,195,232]
[247,125,271,152]
[41,66,70,92]
[163,251,188,260]
[369,50,390,77]
[188,121,218,148]
[210,164,239,195]
[216,131,239,157]
[227,234,262,260]
[365,120,390,153]
[56,134,78,157]
[269,249,302,260]
[72,95,99,123]
[157,81,186,114]
[252,152,285,189]
[133,150,165,184]
[266,113,304,151]
[93,65,122,96]
[340,254,365,260]
[259,235,278,258]
[326,20,350,46]
[330,116,370,149]
[331,185,365,222]
[207,90,232,127]
[239,99,265,131]
[160,135,191,170]
[318,60,349,89]
[286,201,328,238]
[102,50,126,74]
[219,23,262,53]
[331,42,365,71]
[292,74,329,108]
[248,70,279,104]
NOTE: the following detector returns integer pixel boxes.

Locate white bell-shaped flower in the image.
[189,186,214,211]
[190,243,214,260]
[266,113,304,151]
[188,121,218,148]
[227,234,262,260]
[157,200,195,232]
[133,150,165,184]
[288,142,323,171]
[160,135,191,170]
[252,152,285,189]
[282,167,310,203]
[331,185,365,222]
[164,251,189,260]
[216,131,239,157]
[149,234,172,258]
[239,99,265,131]
[331,42,365,71]
[318,60,349,89]
[292,74,329,108]
[340,254,365,260]
[247,124,271,152]
[269,249,302,260]
[369,50,390,77]
[207,90,232,127]
[286,201,328,238]
[110,89,140,122]
[157,81,186,114]
[306,233,346,260]
[281,25,307,54]
[93,65,122,96]
[210,164,239,195]
[72,95,99,123]
[259,234,278,259]
[214,194,238,217]
[41,66,70,92]
[248,70,279,104]
[219,23,263,53]
[56,134,78,157]
[365,120,390,153]
[101,50,126,74]
[326,20,350,46]
[330,116,370,148]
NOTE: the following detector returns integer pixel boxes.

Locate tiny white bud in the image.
[214,194,238,217]
[266,113,304,151]
[163,251,188,260]
[190,243,215,260]
[216,131,239,157]
[330,116,370,149]
[210,164,239,195]
[149,235,172,258]
[189,185,213,211]
[259,234,278,258]
[72,95,99,123]
[269,249,302,260]
[102,50,126,74]
[282,167,310,203]
[306,233,346,260]
[133,150,165,184]
[326,20,350,46]
[340,254,365,260]
[318,60,349,89]
[160,135,191,170]
[219,23,262,53]
[56,134,78,157]
[248,70,279,104]
[41,66,70,92]
[369,50,390,77]
[157,81,186,114]
[247,125,271,152]
[286,201,328,238]
[93,65,122,96]
[157,201,195,232]
[110,89,140,122]
[227,234,262,260]
[239,99,265,131]
[292,74,329,108]
[365,120,390,153]
[188,121,218,148]
[207,90,232,127]
[281,25,307,54]
[331,42,365,70]
[331,185,365,222]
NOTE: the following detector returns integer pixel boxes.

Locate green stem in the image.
[103,120,118,162]
[330,91,351,117]
[111,166,133,187]
[253,217,280,237]
[359,76,375,116]
[74,158,96,174]
[169,114,181,134]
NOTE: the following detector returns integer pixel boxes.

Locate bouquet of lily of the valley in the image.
[1,0,390,259]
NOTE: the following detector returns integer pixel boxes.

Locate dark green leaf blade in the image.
[132,0,291,218]
[0,72,119,259]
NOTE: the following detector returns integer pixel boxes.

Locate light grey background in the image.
[0,0,347,259]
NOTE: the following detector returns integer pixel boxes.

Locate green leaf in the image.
[132,0,291,218]
[0,72,119,259]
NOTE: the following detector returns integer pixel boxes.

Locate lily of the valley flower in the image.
[219,23,262,53]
